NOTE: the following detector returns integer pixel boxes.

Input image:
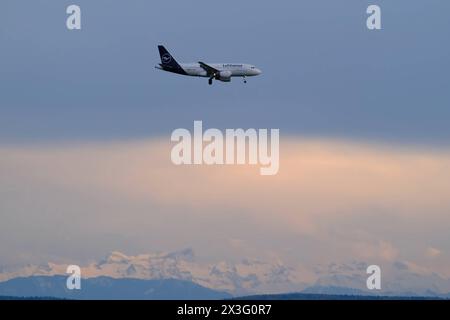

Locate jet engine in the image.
[215,71,232,82]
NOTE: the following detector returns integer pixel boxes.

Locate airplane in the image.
[155,45,262,85]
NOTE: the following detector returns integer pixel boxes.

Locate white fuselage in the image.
[178,63,262,77]
[156,63,262,79]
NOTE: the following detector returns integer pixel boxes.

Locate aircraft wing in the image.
[198,61,219,76]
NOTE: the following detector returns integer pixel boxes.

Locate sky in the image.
[1,0,450,287]
[1,0,450,144]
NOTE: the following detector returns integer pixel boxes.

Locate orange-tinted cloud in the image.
[1,138,450,275]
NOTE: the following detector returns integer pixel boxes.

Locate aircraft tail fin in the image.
[158,45,183,69]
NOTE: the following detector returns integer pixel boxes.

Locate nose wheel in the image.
[243,76,247,84]
[208,78,213,85]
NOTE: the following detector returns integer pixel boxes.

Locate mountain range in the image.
[0,249,307,296]
[1,249,449,298]
[0,275,230,300]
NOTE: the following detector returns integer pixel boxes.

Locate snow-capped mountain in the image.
[0,249,307,296]
[1,250,449,297]
[308,260,450,297]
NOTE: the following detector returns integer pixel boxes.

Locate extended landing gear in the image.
[208,78,213,85]
[243,76,247,84]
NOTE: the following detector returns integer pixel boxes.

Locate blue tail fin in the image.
[158,45,186,75]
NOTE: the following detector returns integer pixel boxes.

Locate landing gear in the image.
[243,76,247,84]
[208,78,213,85]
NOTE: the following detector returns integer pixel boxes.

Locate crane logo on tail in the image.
[162,53,172,64]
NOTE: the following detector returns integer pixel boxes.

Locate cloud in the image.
[426,247,441,258]
[1,137,450,277]
[351,240,399,262]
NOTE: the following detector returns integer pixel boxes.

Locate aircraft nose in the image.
[253,68,262,76]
